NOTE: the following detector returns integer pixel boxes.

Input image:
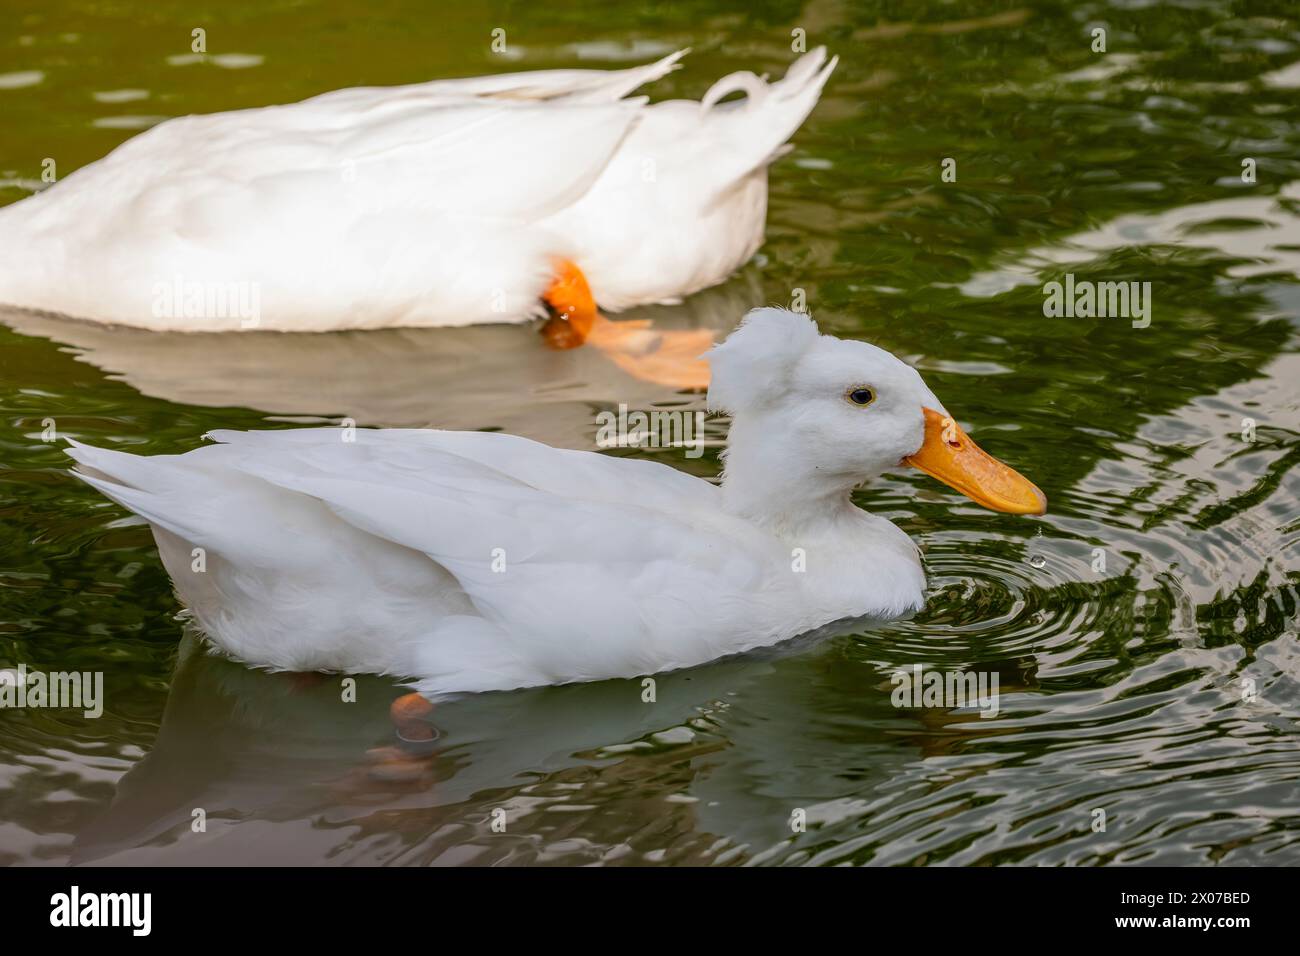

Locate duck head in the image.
[706,308,1046,520]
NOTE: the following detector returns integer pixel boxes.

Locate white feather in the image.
[0,50,835,331]
[68,311,941,698]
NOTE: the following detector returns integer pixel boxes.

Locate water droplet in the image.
[1029,555,1046,569]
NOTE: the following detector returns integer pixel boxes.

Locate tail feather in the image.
[71,469,205,541]
[773,45,831,96]
[460,48,689,104]
[694,47,838,189]
[586,48,690,102]
[700,47,835,115]
[701,70,771,111]
[65,440,208,541]
[66,438,178,493]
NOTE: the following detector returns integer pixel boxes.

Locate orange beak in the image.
[904,408,1047,515]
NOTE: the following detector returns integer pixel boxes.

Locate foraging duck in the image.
[0,49,836,387]
[68,309,1045,698]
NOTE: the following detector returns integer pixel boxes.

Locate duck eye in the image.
[846,386,876,407]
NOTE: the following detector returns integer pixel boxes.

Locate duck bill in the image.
[904,407,1047,515]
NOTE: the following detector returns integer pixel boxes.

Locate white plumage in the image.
[0,49,836,331]
[68,309,969,698]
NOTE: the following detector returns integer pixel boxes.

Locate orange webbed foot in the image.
[538,258,715,389]
[358,693,439,785]
[323,693,441,800]
[541,259,598,349]
[390,692,435,742]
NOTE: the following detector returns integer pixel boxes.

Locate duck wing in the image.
[0,87,645,327]
[69,430,784,695]
[305,48,687,108]
[212,429,783,694]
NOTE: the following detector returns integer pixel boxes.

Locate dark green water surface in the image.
[1,0,1298,864]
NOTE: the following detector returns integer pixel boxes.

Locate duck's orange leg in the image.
[390,692,435,742]
[540,259,599,349]
[538,257,714,390]
[327,692,440,796]
[351,692,439,785]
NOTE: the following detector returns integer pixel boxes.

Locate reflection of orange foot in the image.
[538,258,714,390]
[541,259,597,349]
[391,692,435,741]
[589,323,714,391]
[366,694,439,785]
[364,745,436,784]
[326,694,441,800]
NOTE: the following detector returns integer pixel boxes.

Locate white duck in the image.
[68,308,1046,701]
[0,49,836,386]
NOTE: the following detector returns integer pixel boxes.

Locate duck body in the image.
[68,425,924,698]
[0,50,836,331]
[69,309,1046,697]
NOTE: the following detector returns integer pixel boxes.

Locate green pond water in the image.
[1,0,1299,865]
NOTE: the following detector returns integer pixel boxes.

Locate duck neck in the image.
[718,419,865,538]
